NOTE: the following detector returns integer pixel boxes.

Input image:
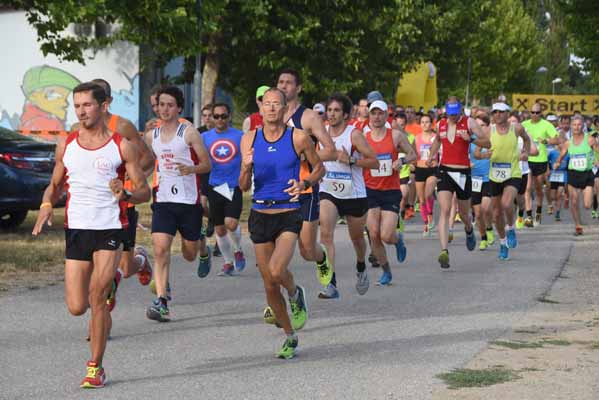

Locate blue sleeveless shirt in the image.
[252,127,300,210]
[287,105,307,129]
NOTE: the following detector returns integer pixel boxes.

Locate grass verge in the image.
[436,367,520,389]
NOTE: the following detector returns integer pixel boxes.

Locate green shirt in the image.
[521,119,558,163]
[399,133,415,179]
[567,133,593,172]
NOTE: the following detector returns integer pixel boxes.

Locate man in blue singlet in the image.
[239,88,324,359]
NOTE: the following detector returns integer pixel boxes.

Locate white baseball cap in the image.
[368,100,388,112]
[546,114,558,122]
[491,102,511,112]
[313,103,325,114]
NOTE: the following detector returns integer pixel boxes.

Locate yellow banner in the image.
[512,94,599,115]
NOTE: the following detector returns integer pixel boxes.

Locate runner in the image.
[32,82,150,388]
[426,97,489,269]
[317,93,379,299]
[552,115,599,235]
[348,98,369,130]
[485,102,531,260]
[364,100,416,285]
[547,137,568,222]
[242,85,269,133]
[414,113,438,236]
[277,68,336,288]
[239,87,322,359]
[521,103,560,226]
[470,114,494,250]
[203,103,246,276]
[144,85,212,322]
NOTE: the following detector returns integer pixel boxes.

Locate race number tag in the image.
[419,144,431,161]
[471,176,483,193]
[491,162,511,182]
[569,154,587,170]
[549,170,565,183]
[371,153,393,177]
[159,176,187,202]
[322,171,353,198]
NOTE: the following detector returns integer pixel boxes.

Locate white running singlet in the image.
[62,131,127,229]
[320,125,366,199]
[152,123,200,205]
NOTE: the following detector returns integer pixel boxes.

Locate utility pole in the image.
[192,0,202,128]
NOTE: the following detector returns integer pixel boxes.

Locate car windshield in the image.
[0,127,35,142]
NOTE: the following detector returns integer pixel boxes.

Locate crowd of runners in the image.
[31,68,599,388]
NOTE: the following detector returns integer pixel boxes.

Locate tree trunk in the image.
[201,32,222,107]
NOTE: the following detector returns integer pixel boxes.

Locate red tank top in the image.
[363,128,401,190]
[249,112,263,130]
[437,116,471,167]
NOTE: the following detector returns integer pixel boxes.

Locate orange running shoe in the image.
[80,361,106,388]
[134,246,152,286]
[106,270,122,312]
[404,206,415,220]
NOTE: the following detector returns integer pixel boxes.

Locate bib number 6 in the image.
[171,184,179,195]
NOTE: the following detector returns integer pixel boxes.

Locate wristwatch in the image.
[349,156,356,166]
[123,189,132,201]
[302,180,312,190]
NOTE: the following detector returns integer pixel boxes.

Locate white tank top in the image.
[320,125,366,199]
[152,123,200,204]
[518,136,530,175]
[63,132,127,230]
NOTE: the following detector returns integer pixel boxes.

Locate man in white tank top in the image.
[143,86,212,322]
[32,82,150,388]
[317,93,379,298]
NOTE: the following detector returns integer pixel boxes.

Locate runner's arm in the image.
[239,130,255,192]
[393,129,416,164]
[295,129,325,185]
[468,117,491,148]
[32,141,66,235]
[427,138,442,166]
[546,124,560,145]
[350,129,379,169]
[516,124,531,157]
[473,146,490,160]
[588,134,599,153]
[118,117,155,173]
[304,109,336,161]
[119,139,151,204]
[185,126,211,174]
[554,140,569,167]
[242,116,251,134]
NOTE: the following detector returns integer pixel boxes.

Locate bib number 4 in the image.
[371,153,393,177]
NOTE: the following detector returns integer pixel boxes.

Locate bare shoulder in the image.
[116,116,140,140]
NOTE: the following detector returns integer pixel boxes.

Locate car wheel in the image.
[0,210,28,230]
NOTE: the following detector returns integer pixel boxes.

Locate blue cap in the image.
[367,90,384,104]
[445,101,462,116]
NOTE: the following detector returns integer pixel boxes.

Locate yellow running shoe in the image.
[479,240,488,251]
[263,306,276,324]
[516,216,524,230]
[486,230,495,245]
[315,244,333,286]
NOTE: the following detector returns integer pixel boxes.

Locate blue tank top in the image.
[252,127,300,210]
[469,143,490,182]
[287,105,307,129]
[203,127,243,188]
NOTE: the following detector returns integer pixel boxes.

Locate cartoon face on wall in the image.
[19,65,80,131]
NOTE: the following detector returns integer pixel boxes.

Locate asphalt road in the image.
[0,210,578,400]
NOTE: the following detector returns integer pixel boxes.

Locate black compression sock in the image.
[482,234,487,241]
[356,262,366,273]
[518,209,524,217]
[536,206,542,214]
[526,210,533,217]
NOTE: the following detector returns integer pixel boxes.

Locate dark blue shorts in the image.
[151,202,204,241]
[366,188,402,212]
[299,187,320,222]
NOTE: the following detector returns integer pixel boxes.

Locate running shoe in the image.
[479,240,488,251]
[507,228,517,249]
[315,244,333,286]
[106,270,122,312]
[438,250,450,269]
[234,250,246,272]
[289,285,307,330]
[448,229,454,243]
[212,243,222,257]
[428,221,435,233]
[376,270,392,286]
[592,210,598,219]
[149,279,172,301]
[263,306,277,325]
[395,232,407,263]
[465,229,476,251]
[555,211,561,221]
[535,212,542,225]
[396,217,405,233]
[516,216,524,230]
[486,229,495,245]
[217,263,235,276]
[146,298,170,322]
[318,283,340,299]
[337,217,347,225]
[405,206,415,220]
[547,205,554,215]
[524,216,534,228]
[422,225,430,237]
[197,245,212,278]
[454,214,462,223]
[355,270,370,295]
[574,226,583,236]
[134,246,152,286]
[498,243,509,260]
[80,361,106,389]
[415,202,420,213]
[277,335,298,359]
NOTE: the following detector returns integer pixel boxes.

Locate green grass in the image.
[491,340,544,349]
[436,367,520,389]
[590,342,599,350]
[541,339,571,346]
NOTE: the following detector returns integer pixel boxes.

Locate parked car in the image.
[0,127,60,230]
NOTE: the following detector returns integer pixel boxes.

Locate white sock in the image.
[228,226,242,252]
[506,225,513,230]
[216,234,234,264]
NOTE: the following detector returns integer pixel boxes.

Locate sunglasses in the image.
[531,111,541,115]
[213,114,229,120]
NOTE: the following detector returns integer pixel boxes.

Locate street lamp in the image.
[552,77,562,95]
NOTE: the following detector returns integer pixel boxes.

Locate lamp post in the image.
[552,77,562,95]
[536,66,547,93]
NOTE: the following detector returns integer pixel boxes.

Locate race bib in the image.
[471,176,483,193]
[549,170,565,183]
[419,144,431,161]
[322,171,353,198]
[569,154,587,170]
[491,162,511,182]
[159,176,187,202]
[371,153,393,177]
